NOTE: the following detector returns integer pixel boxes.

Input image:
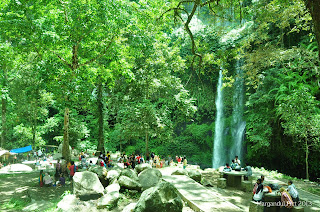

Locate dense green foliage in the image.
[1,0,319,180]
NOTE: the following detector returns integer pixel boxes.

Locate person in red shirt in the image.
[177,157,182,164]
[68,161,76,180]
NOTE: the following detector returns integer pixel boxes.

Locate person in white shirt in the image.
[234,156,241,166]
[287,180,299,204]
[43,173,53,186]
[38,149,43,157]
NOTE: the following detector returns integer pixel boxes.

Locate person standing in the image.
[55,159,61,180]
[244,163,252,181]
[183,157,187,169]
[68,161,76,180]
[39,170,44,187]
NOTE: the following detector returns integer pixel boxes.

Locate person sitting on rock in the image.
[253,179,265,202]
[223,163,232,172]
[279,187,294,209]
[234,156,241,166]
[287,180,299,205]
[230,160,236,170]
[57,173,65,187]
[43,172,53,187]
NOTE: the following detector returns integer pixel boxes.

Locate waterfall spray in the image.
[213,69,225,168]
[231,59,246,161]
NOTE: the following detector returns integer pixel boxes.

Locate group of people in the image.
[223,155,242,171]
[39,159,78,187]
[252,175,300,210]
[98,151,112,168]
[115,152,188,170]
[39,170,66,187]
[117,152,144,169]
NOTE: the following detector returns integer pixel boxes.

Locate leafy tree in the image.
[1,0,134,160]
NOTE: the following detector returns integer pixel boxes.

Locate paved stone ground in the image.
[159,166,320,212]
[159,167,244,211]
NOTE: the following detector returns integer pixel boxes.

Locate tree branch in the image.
[79,35,116,67]
[184,0,202,67]
[51,50,72,69]
[59,0,69,23]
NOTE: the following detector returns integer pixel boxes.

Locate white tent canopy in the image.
[0,150,17,157]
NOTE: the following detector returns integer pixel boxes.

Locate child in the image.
[57,173,65,187]
[39,170,44,187]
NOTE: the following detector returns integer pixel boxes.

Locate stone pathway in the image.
[159,168,244,212]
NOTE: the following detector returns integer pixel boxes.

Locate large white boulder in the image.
[187,169,202,182]
[118,175,142,191]
[104,183,121,194]
[1,164,32,172]
[57,194,79,212]
[134,181,183,212]
[122,203,137,212]
[96,191,120,209]
[88,166,108,187]
[73,171,104,200]
[138,168,162,190]
[171,169,188,176]
[120,169,139,182]
[107,169,120,183]
[134,163,152,174]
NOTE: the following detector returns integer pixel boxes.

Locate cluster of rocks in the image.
[199,168,222,187]
[56,163,184,212]
[171,168,202,183]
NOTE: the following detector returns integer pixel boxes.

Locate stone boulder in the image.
[1,164,33,172]
[57,194,79,212]
[104,183,121,194]
[121,169,139,182]
[187,169,201,182]
[134,181,183,212]
[88,166,108,187]
[138,168,162,190]
[73,171,104,200]
[96,191,120,209]
[171,169,188,176]
[107,169,120,184]
[123,203,137,212]
[118,175,142,191]
[134,163,152,174]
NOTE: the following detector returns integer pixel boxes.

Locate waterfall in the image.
[213,69,225,168]
[230,59,246,161]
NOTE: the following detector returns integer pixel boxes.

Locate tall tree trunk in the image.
[304,0,320,60]
[62,107,71,162]
[145,130,149,158]
[305,139,309,180]
[1,97,6,148]
[31,103,36,147]
[1,69,7,148]
[96,79,105,155]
